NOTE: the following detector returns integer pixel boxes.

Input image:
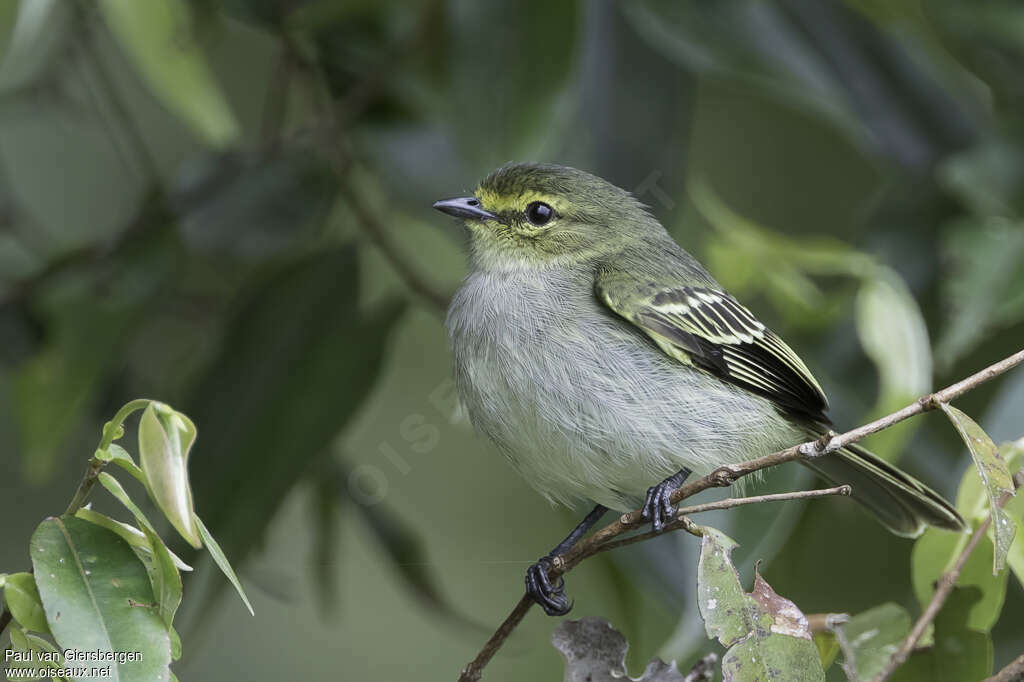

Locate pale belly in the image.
[447,270,804,512]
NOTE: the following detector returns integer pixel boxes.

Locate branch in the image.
[589,485,851,557]
[286,5,452,315]
[457,348,1024,681]
[64,399,150,516]
[872,470,1024,682]
[986,653,1024,682]
[1,400,153,640]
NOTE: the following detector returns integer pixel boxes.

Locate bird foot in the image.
[525,556,572,616]
[641,469,690,532]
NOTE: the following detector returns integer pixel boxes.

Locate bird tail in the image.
[800,442,966,537]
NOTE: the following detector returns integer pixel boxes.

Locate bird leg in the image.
[525,503,607,616]
[641,468,692,532]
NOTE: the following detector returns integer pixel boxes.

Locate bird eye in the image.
[524,201,555,226]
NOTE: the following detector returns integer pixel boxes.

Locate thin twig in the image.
[457,596,533,682]
[286,5,452,314]
[64,399,151,516]
[591,486,851,557]
[457,348,1024,681]
[986,653,1024,682]
[299,67,452,313]
[873,471,1024,682]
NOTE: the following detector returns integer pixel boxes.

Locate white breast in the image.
[446,267,803,511]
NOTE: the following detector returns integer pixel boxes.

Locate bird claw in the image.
[641,476,681,532]
[525,557,572,616]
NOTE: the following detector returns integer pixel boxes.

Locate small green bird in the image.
[434,162,964,615]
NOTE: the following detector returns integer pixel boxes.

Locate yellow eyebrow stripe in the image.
[475,188,571,216]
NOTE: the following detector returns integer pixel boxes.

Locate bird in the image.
[433,162,965,616]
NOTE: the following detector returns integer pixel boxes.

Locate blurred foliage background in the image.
[1,0,1023,679]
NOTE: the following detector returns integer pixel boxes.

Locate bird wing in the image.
[595,269,830,422]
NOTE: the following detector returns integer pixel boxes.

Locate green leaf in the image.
[957,438,1023,524]
[98,471,159,534]
[30,516,171,681]
[194,514,253,616]
[3,572,50,635]
[138,403,201,548]
[169,626,181,661]
[75,508,193,572]
[941,403,1016,572]
[835,603,910,680]
[137,520,182,630]
[5,626,64,680]
[697,527,824,682]
[94,471,186,627]
[97,0,240,147]
[107,443,148,487]
[855,273,932,461]
[930,587,993,682]
[911,526,1007,633]
[22,631,67,679]
[1005,440,1024,589]
[812,631,839,671]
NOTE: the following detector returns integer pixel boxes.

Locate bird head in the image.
[433,162,659,271]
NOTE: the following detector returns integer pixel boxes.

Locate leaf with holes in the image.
[29,516,171,682]
[697,527,824,681]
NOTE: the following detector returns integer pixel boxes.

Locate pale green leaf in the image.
[697,527,824,682]
[930,588,993,682]
[5,626,64,680]
[194,514,253,616]
[23,631,67,679]
[138,403,201,548]
[75,507,193,571]
[835,603,910,680]
[855,273,932,460]
[911,526,1007,632]
[1005,440,1024,589]
[107,443,148,487]
[941,403,1016,572]
[2,572,50,635]
[97,0,240,147]
[98,471,158,534]
[812,631,839,671]
[137,521,182,630]
[30,517,171,681]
